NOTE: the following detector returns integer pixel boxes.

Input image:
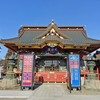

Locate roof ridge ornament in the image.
[52,19,54,22]
[52,19,54,25]
[83,25,86,27]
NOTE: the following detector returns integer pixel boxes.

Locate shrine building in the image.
[1,21,100,82]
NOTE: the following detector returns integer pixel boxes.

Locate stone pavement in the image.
[27,83,100,100]
[0,83,100,100]
[0,91,34,99]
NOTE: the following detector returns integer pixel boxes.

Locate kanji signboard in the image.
[67,54,81,93]
[46,47,58,53]
[21,54,35,90]
[69,55,80,87]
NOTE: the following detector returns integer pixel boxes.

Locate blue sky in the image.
[0,0,100,59]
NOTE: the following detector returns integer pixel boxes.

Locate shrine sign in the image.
[21,54,34,87]
[46,47,58,53]
[69,54,80,87]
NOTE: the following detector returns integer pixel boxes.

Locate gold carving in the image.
[50,72,54,73]
[1,43,5,45]
[64,46,73,48]
[76,46,80,48]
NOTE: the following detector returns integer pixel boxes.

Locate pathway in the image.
[27,83,100,100]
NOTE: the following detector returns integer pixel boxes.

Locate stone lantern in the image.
[84,54,100,90]
[85,54,98,80]
[2,53,18,86]
[5,53,18,79]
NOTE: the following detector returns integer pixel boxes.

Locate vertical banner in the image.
[21,54,34,90]
[19,53,26,71]
[69,54,80,87]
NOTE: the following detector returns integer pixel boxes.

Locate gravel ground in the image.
[0,80,2,84]
[0,83,42,100]
[0,83,100,100]
[62,84,100,95]
[0,98,26,100]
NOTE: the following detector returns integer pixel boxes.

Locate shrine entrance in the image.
[35,55,67,83]
[45,60,59,71]
[37,55,67,72]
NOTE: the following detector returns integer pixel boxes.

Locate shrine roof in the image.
[1,30,100,45]
[1,21,100,46]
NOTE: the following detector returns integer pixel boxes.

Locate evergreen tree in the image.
[3,49,15,72]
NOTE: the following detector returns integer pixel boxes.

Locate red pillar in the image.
[19,73,21,79]
[97,68,99,80]
[84,74,86,80]
[6,67,9,73]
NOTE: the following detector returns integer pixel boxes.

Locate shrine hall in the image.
[1,21,100,82]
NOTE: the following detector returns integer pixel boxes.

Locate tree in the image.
[3,49,15,72]
[5,49,15,57]
[0,47,1,53]
[0,59,3,66]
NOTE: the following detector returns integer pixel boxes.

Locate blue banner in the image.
[69,55,80,87]
[71,68,80,86]
[46,47,58,53]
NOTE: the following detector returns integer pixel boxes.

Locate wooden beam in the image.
[5,45,16,52]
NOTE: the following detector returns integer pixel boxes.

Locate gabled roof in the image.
[0,21,100,50]
[34,21,71,40]
[1,30,100,45]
